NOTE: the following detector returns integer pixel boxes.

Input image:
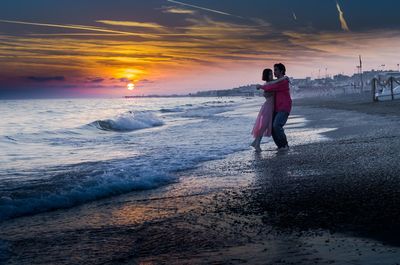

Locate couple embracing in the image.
[251,63,292,152]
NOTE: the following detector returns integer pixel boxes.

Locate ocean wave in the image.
[159,107,184,113]
[0,165,176,221]
[181,106,233,118]
[158,100,237,118]
[38,110,58,114]
[3,136,17,142]
[89,111,164,132]
[202,100,235,105]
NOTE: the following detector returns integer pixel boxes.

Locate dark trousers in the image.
[272,112,289,148]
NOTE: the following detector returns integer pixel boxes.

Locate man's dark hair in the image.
[274,63,286,75]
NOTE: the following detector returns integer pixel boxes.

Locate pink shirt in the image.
[260,79,292,113]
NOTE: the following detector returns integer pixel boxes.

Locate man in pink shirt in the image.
[257,63,292,150]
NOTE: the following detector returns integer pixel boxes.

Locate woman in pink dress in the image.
[251,69,274,152]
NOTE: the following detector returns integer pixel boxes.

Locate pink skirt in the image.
[252,97,274,138]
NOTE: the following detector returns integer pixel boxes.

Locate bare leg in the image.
[251,136,262,152]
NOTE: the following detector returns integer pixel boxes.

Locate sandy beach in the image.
[1,93,400,264]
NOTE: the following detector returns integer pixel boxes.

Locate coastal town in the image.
[189,70,400,98]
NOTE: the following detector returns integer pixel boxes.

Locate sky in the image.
[1,0,400,97]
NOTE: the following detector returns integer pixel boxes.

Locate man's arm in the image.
[256,76,288,90]
[259,78,289,92]
[267,76,289,85]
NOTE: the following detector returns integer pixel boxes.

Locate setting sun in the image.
[127,83,135,90]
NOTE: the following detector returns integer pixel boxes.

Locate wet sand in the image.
[1,93,400,264]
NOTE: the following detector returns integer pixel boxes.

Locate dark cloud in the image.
[138,79,154,83]
[86,77,104,83]
[0,85,78,99]
[119,78,130,82]
[26,76,65,82]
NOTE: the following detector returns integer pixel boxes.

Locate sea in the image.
[0,97,272,221]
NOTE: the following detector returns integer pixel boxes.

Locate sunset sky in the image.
[1,0,400,97]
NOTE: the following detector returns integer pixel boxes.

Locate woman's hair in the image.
[262,68,273,82]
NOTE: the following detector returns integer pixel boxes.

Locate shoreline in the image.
[1,95,400,264]
[294,91,400,116]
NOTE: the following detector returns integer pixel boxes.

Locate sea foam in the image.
[90,111,164,132]
[0,164,176,221]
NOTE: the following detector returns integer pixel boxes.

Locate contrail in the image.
[0,19,159,38]
[336,1,350,31]
[27,33,130,36]
[96,20,166,31]
[167,0,243,19]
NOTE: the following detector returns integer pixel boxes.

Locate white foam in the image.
[90,111,164,132]
[0,166,176,221]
